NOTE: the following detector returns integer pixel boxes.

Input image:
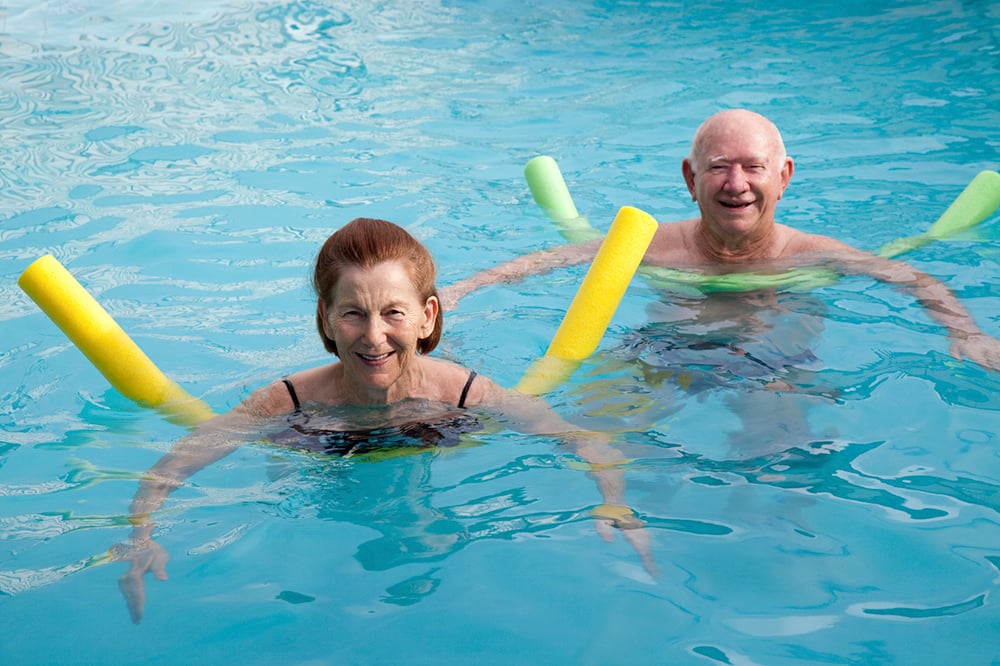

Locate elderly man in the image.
[444,109,1000,374]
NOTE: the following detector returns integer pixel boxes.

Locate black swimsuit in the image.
[271,372,483,456]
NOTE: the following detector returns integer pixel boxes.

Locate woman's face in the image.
[321,260,437,399]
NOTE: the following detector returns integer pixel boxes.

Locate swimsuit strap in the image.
[284,372,475,412]
[458,371,477,409]
[281,377,302,413]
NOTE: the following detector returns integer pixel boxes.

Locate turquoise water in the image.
[2,0,999,663]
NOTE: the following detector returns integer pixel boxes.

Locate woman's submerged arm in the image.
[115,405,270,623]
[480,384,659,576]
[126,413,253,534]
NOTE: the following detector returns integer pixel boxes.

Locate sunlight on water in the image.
[1,0,998,664]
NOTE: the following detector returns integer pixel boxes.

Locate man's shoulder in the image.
[656,217,699,233]
[778,225,855,255]
[645,218,698,262]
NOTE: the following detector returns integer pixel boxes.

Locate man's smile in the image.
[719,199,754,211]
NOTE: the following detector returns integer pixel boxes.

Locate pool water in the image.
[2,0,999,663]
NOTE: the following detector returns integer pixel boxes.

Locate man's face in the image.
[683,116,793,239]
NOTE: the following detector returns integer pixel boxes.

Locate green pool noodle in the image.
[878,170,1000,258]
[524,155,578,219]
[526,158,1000,292]
[524,155,602,244]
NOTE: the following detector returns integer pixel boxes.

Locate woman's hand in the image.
[591,503,660,578]
[113,538,169,624]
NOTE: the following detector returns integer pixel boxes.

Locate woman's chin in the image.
[352,369,400,391]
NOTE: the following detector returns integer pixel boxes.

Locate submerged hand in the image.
[591,504,660,578]
[114,539,169,624]
[950,333,1000,373]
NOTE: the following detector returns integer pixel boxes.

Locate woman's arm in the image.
[115,391,279,624]
[473,380,658,576]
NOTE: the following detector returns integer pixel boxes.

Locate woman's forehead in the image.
[333,261,420,300]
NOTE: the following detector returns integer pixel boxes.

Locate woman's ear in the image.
[421,295,439,338]
[318,298,334,339]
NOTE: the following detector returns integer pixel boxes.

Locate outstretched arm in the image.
[831,247,1000,371]
[439,239,600,310]
[480,382,659,577]
[124,412,252,537]
[115,405,268,623]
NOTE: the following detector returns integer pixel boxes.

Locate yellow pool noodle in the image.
[515,354,584,397]
[547,205,658,359]
[18,255,215,427]
[516,205,657,395]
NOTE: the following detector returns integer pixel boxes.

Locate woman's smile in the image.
[357,351,393,365]
[321,259,438,401]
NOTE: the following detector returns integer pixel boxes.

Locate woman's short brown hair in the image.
[313,217,442,356]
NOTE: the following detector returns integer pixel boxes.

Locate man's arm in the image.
[439,239,601,310]
[828,246,1000,371]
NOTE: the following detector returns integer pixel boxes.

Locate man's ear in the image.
[682,158,697,201]
[778,156,794,199]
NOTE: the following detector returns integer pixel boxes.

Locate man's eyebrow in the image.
[704,154,769,165]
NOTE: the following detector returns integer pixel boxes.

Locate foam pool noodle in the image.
[516,205,657,395]
[524,155,602,244]
[18,255,216,428]
[877,170,1000,258]
[528,157,1000,293]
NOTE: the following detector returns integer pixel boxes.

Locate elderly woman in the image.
[116,217,655,623]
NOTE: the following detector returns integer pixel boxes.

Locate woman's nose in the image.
[362,318,386,345]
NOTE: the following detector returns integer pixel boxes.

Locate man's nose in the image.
[724,165,749,192]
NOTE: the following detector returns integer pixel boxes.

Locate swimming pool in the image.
[2,0,998,663]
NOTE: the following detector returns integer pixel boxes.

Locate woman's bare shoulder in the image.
[422,357,504,406]
[237,364,341,417]
[237,379,297,418]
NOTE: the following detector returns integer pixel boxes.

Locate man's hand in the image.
[950,332,1000,373]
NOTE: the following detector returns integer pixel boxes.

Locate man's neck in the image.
[695,218,782,264]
